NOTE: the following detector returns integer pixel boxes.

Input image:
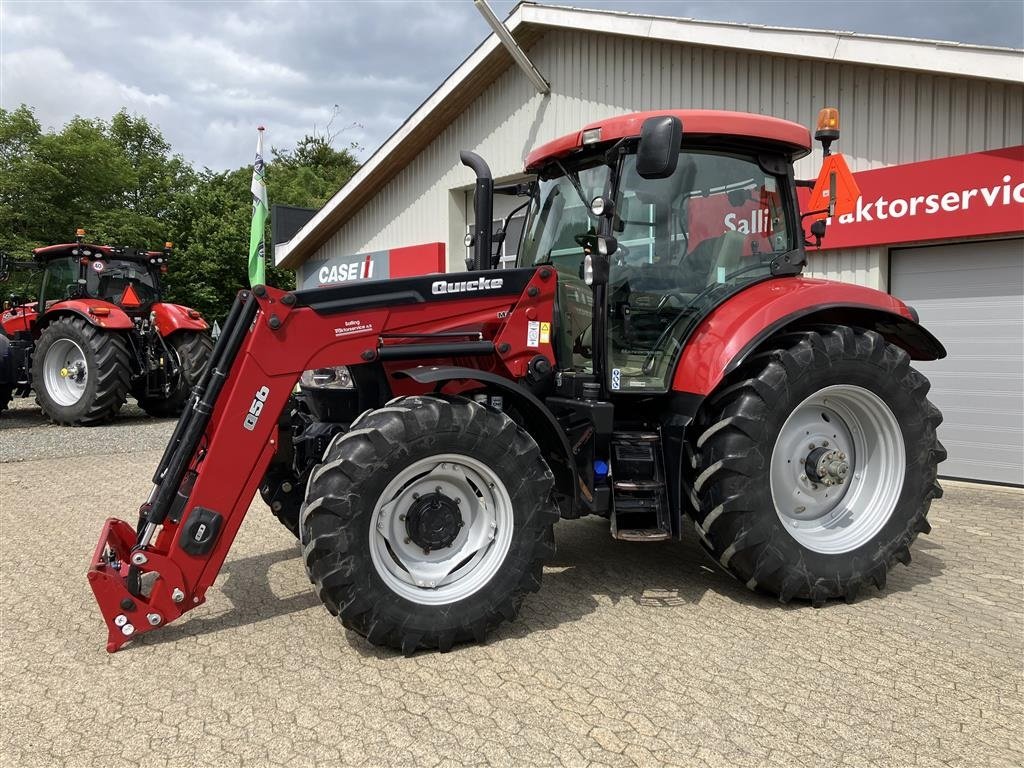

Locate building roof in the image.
[275,2,1024,268]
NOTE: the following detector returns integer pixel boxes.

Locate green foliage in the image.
[0,105,361,320]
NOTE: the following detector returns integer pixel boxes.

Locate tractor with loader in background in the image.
[0,231,212,425]
[88,108,946,654]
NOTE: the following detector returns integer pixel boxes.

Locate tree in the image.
[0,104,361,321]
[165,133,361,318]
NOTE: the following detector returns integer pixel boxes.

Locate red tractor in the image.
[88,109,946,654]
[0,232,212,424]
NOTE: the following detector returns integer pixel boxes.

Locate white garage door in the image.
[890,238,1024,485]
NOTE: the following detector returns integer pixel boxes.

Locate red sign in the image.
[802,146,1024,251]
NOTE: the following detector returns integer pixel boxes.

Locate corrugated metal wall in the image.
[311,28,1024,281]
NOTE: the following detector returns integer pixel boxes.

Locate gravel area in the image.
[0,397,176,463]
[0,417,1022,767]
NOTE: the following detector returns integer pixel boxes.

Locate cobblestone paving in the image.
[1,444,1021,767]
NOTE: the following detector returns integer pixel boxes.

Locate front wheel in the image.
[301,395,558,653]
[32,317,131,425]
[685,325,946,605]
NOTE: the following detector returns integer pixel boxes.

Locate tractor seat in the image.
[680,230,746,289]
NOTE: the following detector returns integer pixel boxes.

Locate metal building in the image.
[275,3,1024,484]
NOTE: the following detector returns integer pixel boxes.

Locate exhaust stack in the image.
[460,151,493,271]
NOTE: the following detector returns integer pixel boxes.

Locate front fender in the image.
[40,299,134,331]
[393,365,578,513]
[152,303,208,335]
[672,276,946,397]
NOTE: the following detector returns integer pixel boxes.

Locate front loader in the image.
[89,108,947,653]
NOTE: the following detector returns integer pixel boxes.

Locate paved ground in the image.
[1,401,1022,767]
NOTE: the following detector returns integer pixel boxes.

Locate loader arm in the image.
[87,268,557,651]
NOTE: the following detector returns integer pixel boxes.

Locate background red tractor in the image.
[0,231,212,424]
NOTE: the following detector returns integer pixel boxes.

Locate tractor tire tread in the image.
[301,395,557,653]
[33,316,131,425]
[685,324,944,606]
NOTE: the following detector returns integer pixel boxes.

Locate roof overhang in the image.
[276,1,1024,269]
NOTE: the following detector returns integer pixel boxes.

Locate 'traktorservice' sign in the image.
[802,146,1024,251]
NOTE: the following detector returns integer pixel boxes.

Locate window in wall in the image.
[466,215,527,269]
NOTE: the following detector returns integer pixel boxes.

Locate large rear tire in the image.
[685,325,946,605]
[32,316,131,425]
[137,331,213,418]
[302,395,558,653]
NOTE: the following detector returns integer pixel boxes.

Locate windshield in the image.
[85,259,158,305]
[608,150,792,391]
[519,148,795,392]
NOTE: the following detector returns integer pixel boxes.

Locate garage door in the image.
[890,238,1023,485]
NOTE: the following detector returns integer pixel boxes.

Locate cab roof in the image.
[525,110,812,171]
[32,243,164,262]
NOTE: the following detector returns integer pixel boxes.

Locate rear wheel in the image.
[685,325,946,605]
[136,331,213,417]
[302,395,558,653]
[32,316,130,425]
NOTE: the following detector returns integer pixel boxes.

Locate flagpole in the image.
[248,125,268,287]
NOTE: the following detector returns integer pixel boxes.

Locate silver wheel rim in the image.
[368,453,514,605]
[770,384,905,555]
[43,338,88,407]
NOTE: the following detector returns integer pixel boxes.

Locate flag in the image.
[248,126,268,287]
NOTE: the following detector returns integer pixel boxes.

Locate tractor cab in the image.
[520,110,811,393]
[33,234,171,313]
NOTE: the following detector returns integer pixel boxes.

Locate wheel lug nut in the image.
[399,514,406,521]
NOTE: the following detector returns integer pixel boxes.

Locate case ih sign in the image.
[803,145,1024,251]
[298,242,445,290]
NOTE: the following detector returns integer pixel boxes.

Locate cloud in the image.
[3,47,173,127]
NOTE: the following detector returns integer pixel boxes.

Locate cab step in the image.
[610,429,671,541]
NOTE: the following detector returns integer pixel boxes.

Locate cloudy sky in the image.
[2,1,1021,171]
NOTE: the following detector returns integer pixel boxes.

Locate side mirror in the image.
[807,218,827,248]
[636,115,683,180]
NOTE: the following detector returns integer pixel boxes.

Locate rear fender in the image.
[393,365,578,515]
[152,302,208,335]
[39,299,134,331]
[672,277,946,399]
[1,302,37,335]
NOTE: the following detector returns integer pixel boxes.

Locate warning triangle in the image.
[120,284,142,308]
[807,153,861,221]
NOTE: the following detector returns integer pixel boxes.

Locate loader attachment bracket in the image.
[88,518,191,653]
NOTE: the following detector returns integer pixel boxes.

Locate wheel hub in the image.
[805,446,850,487]
[770,384,906,555]
[405,491,464,552]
